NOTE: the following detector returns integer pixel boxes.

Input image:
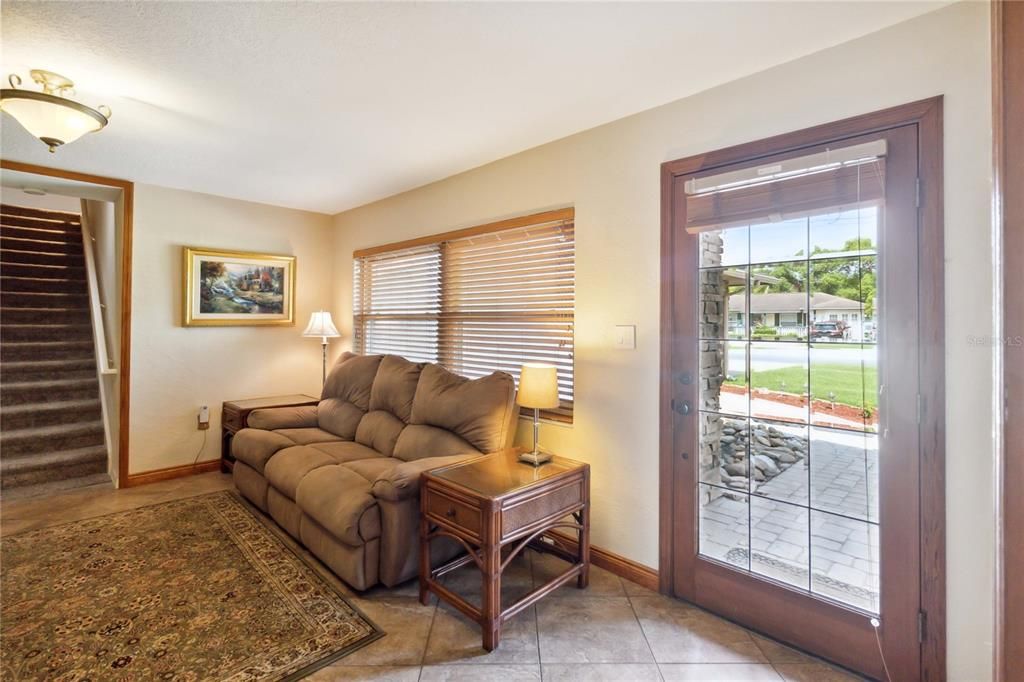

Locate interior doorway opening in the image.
[1,161,133,493]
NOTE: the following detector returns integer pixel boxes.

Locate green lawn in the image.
[726,364,877,412]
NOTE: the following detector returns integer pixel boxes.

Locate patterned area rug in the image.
[0,491,383,681]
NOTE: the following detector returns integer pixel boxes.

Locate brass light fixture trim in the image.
[1,69,111,152]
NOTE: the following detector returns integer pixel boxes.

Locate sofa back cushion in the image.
[368,355,423,422]
[408,364,516,454]
[355,411,405,456]
[318,353,383,439]
[392,424,479,462]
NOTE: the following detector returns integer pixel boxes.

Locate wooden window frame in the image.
[354,208,575,423]
[659,98,945,678]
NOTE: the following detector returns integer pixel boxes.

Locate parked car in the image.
[811,320,849,341]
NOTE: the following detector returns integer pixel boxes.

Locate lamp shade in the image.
[302,310,340,339]
[516,363,560,409]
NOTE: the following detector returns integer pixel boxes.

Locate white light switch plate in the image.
[614,325,636,350]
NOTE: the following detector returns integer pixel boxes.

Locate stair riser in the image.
[1,383,99,406]
[1,457,106,489]
[0,292,89,309]
[0,250,85,267]
[1,326,92,342]
[1,213,80,231]
[1,344,93,362]
[0,276,86,294]
[1,429,105,457]
[0,263,87,280]
[0,236,82,255]
[1,405,104,430]
[2,308,92,325]
[1,225,81,244]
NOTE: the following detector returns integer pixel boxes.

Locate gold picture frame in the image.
[182,247,296,327]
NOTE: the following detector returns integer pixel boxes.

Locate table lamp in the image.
[517,363,560,466]
[302,310,341,386]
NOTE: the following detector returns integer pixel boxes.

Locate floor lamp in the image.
[302,310,341,386]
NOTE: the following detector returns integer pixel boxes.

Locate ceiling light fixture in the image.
[1,69,111,153]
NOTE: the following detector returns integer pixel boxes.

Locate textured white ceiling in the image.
[1,1,945,214]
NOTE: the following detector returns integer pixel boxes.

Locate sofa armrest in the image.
[247,405,318,430]
[371,454,478,502]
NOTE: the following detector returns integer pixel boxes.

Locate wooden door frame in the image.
[1,159,134,488]
[994,1,1023,678]
[658,97,945,678]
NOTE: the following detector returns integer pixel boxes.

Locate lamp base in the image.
[518,449,553,466]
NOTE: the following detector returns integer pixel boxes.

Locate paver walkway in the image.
[702,428,880,613]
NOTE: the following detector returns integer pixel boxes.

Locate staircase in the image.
[1,204,110,498]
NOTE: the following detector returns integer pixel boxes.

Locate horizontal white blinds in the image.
[354,245,441,363]
[354,212,575,409]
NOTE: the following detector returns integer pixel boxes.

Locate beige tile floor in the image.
[0,472,866,682]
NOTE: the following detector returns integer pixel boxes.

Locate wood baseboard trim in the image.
[551,530,659,592]
[122,460,221,488]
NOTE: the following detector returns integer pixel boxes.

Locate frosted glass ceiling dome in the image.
[1,70,110,152]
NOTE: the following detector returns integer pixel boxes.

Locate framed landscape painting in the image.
[182,247,296,326]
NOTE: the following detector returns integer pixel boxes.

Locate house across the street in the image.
[729,292,872,340]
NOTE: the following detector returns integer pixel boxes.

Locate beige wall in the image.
[331,4,994,678]
[129,184,333,475]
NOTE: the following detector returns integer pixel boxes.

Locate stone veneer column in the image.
[698,233,726,502]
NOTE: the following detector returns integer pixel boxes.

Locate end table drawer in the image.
[424,489,481,537]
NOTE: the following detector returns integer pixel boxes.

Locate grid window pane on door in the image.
[354,215,575,411]
[690,142,883,615]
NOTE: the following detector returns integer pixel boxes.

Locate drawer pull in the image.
[445,507,457,518]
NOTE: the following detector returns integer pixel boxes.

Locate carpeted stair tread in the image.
[0,262,88,279]
[1,275,88,294]
[0,473,111,500]
[1,307,91,324]
[1,224,81,243]
[0,250,85,267]
[1,444,107,473]
[2,358,97,372]
[0,236,83,254]
[1,398,103,430]
[0,291,89,308]
[1,421,105,458]
[1,323,92,342]
[1,340,94,362]
[1,373,99,407]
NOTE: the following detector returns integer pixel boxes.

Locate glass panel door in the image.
[667,121,928,680]
[697,205,881,613]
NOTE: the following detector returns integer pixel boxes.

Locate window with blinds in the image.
[354,208,575,419]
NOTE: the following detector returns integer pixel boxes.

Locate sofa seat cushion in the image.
[393,424,480,462]
[273,427,344,445]
[409,364,516,454]
[264,445,337,500]
[343,457,399,483]
[232,428,296,474]
[296,465,381,547]
[309,440,386,464]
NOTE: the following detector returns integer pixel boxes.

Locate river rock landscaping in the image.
[718,419,807,492]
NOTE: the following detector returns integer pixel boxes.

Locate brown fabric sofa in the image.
[231,353,517,590]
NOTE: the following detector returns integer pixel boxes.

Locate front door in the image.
[661,102,944,680]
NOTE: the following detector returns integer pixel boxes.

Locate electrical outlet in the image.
[197,405,210,430]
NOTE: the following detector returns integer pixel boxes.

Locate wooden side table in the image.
[419,449,590,651]
[220,394,319,473]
